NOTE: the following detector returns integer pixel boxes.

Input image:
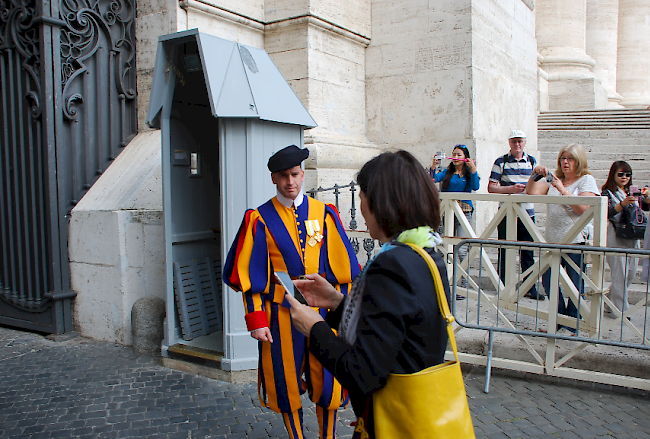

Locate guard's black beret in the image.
[267,145,309,173]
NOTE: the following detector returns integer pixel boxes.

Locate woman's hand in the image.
[286,294,324,336]
[466,158,477,173]
[641,186,649,199]
[550,174,566,193]
[526,165,550,195]
[293,274,345,310]
[621,195,637,207]
[533,165,549,176]
[432,157,440,169]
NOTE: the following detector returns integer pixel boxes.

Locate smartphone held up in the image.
[275,271,309,306]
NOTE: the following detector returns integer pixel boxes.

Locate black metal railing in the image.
[307,182,378,264]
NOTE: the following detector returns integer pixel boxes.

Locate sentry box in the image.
[146,29,316,372]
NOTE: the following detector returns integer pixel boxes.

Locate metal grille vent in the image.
[173,257,223,340]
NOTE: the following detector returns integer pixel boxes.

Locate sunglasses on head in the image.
[617,172,632,178]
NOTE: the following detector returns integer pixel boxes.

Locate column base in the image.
[620,98,650,109]
[607,92,625,109]
[548,77,608,111]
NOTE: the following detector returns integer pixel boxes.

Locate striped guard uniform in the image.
[223,194,360,439]
[489,152,537,217]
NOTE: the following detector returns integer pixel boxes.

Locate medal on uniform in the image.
[314,220,323,242]
[306,220,322,247]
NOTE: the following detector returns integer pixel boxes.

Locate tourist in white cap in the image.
[488,130,544,301]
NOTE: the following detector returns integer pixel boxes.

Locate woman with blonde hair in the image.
[526,143,599,333]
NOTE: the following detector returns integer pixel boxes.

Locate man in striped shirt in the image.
[488,130,545,301]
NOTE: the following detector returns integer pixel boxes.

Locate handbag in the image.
[370,243,476,439]
[608,191,647,240]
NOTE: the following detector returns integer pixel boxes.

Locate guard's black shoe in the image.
[524,291,546,301]
[456,295,466,301]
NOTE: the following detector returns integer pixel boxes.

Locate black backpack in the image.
[607,191,648,240]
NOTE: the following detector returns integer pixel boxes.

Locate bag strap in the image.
[499,154,508,181]
[405,243,459,363]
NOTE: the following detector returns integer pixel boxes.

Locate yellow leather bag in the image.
[372,243,476,439]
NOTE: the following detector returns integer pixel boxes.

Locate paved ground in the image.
[0,326,649,439]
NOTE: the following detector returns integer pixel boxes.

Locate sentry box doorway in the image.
[146,29,316,372]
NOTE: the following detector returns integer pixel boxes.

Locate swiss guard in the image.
[223,145,360,439]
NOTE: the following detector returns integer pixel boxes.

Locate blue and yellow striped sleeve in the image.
[319,204,360,294]
[223,210,271,331]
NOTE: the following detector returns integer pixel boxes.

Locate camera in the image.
[531,172,555,183]
[630,185,641,196]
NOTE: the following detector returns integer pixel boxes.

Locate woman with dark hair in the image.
[286,151,451,438]
[601,161,650,316]
[431,144,480,289]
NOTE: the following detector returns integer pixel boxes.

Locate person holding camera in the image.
[525,143,599,332]
[601,161,650,316]
[430,144,480,291]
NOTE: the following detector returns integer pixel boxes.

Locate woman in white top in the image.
[600,161,650,316]
[526,143,599,333]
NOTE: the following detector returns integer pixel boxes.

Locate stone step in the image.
[538,141,650,152]
[538,143,650,155]
[538,109,650,130]
[539,123,650,130]
[539,109,650,116]
[538,130,650,140]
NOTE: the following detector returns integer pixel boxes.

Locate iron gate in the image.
[0,0,136,333]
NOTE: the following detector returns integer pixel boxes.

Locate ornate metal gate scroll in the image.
[0,0,136,333]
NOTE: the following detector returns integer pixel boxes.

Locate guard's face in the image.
[272,165,304,200]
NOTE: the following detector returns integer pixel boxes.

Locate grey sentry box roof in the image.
[146,29,316,371]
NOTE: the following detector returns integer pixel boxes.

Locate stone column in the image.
[617,0,650,108]
[264,0,376,220]
[536,0,608,109]
[586,0,624,107]
[367,0,537,233]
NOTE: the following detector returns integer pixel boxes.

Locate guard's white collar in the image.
[276,188,304,208]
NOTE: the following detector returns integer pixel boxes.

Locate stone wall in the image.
[366,1,472,161]
[70,131,164,344]
[366,0,537,231]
